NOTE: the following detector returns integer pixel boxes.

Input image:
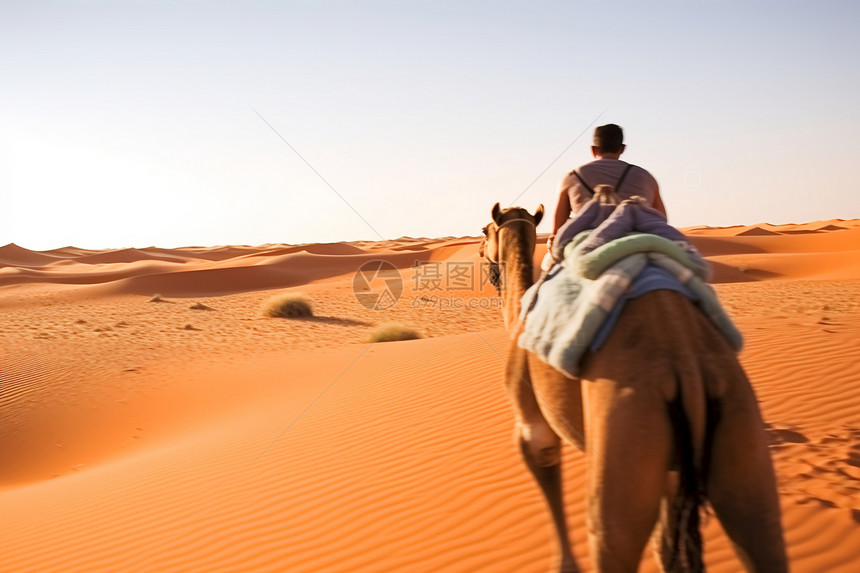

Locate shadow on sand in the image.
[290,316,372,327]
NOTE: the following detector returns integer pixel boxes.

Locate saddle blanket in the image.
[518,231,743,379]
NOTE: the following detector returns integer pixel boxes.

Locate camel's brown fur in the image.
[481,203,787,573]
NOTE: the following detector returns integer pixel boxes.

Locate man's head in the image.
[591,123,625,158]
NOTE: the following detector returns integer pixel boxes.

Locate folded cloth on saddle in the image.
[552,196,709,280]
[518,231,742,379]
[572,231,711,282]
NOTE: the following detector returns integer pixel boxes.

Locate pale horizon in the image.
[2,1,859,251]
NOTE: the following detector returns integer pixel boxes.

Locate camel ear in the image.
[491,202,503,225]
[533,204,544,226]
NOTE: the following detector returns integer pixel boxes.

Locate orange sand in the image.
[1,220,859,572]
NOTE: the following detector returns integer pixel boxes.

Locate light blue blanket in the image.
[518,231,742,379]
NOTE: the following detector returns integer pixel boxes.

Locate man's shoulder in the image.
[606,160,656,180]
[628,163,657,181]
[573,158,605,172]
[575,158,627,176]
[624,161,650,171]
[564,159,656,185]
[576,160,657,186]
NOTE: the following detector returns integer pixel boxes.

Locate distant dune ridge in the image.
[1,219,859,572]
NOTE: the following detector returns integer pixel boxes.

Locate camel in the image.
[479,202,787,572]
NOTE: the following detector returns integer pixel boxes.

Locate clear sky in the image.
[2,0,859,250]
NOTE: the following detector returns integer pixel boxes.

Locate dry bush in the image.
[369,323,422,343]
[262,293,313,318]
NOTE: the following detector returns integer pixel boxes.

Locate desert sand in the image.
[1,219,859,572]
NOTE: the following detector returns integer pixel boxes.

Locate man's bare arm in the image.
[652,185,667,218]
[552,186,572,234]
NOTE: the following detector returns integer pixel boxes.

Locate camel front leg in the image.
[506,343,580,573]
[516,423,578,573]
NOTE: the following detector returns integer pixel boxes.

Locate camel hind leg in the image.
[705,389,788,572]
[583,377,674,573]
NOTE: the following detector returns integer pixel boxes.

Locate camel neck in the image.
[500,233,535,333]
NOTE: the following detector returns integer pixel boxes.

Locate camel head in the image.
[479,203,544,296]
[479,202,544,263]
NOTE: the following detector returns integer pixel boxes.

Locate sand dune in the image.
[689,222,860,282]
[736,226,782,236]
[0,243,63,267]
[2,220,859,572]
[72,248,195,265]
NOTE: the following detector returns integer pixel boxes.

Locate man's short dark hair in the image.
[593,124,624,153]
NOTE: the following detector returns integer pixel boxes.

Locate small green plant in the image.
[369,323,422,343]
[262,293,313,318]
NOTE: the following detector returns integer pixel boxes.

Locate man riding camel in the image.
[550,123,667,241]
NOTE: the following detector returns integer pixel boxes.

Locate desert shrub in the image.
[369,323,422,343]
[262,293,313,318]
